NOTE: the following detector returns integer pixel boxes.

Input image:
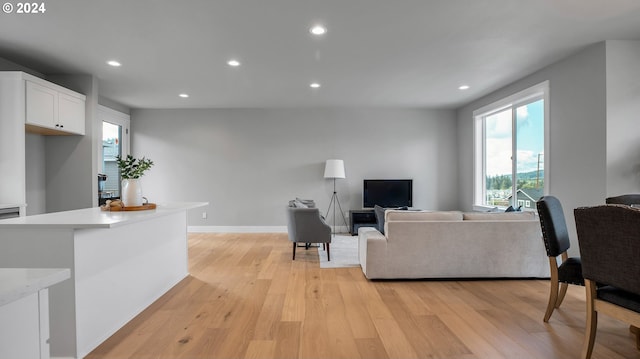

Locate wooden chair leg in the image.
[544,258,559,322]
[631,326,640,350]
[582,280,598,359]
[556,252,570,308]
[292,242,296,260]
[556,282,568,308]
[326,243,330,261]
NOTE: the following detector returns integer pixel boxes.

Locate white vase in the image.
[121,178,143,207]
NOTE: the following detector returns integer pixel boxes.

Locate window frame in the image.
[472,81,550,212]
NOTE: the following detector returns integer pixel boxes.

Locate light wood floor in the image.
[86,233,639,359]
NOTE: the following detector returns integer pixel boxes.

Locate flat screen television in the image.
[363,179,413,208]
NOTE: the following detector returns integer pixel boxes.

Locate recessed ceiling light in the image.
[107,60,121,67]
[458,85,470,90]
[310,25,327,36]
[227,59,241,67]
[310,83,321,88]
[179,93,189,98]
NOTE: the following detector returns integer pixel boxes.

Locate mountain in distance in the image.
[518,169,544,181]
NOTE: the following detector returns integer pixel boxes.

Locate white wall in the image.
[131,108,458,229]
[25,133,46,215]
[98,96,130,115]
[457,42,608,256]
[606,40,640,195]
[0,57,43,77]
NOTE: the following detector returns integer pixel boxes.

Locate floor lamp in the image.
[324,159,348,235]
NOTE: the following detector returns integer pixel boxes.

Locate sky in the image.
[103,121,120,141]
[485,99,544,176]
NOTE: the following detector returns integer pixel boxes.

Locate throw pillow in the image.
[295,197,316,208]
[292,200,308,208]
[374,205,386,234]
[374,205,409,234]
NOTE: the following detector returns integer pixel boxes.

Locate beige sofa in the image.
[358,210,550,279]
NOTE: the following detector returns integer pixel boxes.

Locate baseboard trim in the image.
[187,225,350,234]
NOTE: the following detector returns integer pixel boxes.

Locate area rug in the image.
[318,234,360,268]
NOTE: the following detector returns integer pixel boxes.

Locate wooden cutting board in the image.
[101,203,156,211]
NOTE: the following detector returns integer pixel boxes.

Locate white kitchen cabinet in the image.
[1,71,88,217]
[0,290,47,359]
[0,268,70,359]
[25,80,56,128]
[58,91,86,134]
[25,78,86,135]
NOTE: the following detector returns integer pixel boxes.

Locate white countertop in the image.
[0,202,207,229]
[0,268,71,306]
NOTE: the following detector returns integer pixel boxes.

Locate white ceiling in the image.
[1,0,640,109]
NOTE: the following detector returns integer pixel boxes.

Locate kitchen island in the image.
[0,202,206,359]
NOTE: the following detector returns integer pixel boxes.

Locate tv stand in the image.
[349,209,377,235]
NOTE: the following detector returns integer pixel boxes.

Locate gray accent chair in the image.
[574,204,640,359]
[286,206,331,261]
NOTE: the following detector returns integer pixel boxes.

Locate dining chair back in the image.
[574,204,640,359]
[605,193,640,206]
[538,195,571,257]
[536,195,584,322]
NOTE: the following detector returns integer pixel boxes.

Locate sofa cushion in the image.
[462,211,535,220]
[385,210,463,222]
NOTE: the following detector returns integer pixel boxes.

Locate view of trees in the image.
[486,170,544,190]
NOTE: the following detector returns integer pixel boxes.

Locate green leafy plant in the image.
[116,155,154,179]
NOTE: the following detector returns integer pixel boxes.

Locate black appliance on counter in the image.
[98,173,109,206]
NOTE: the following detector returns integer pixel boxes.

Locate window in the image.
[473,82,549,211]
[98,106,130,204]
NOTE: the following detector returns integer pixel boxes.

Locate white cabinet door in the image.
[0,291,43,359]
[58,92,85,135]
[26,81,57,129]
[25,80,85,135]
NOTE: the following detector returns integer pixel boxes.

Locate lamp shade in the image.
[324,159,345,179]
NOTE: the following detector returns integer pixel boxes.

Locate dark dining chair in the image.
[574,204,640,359]
[536,195,584,322]
[605,193,640,206]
